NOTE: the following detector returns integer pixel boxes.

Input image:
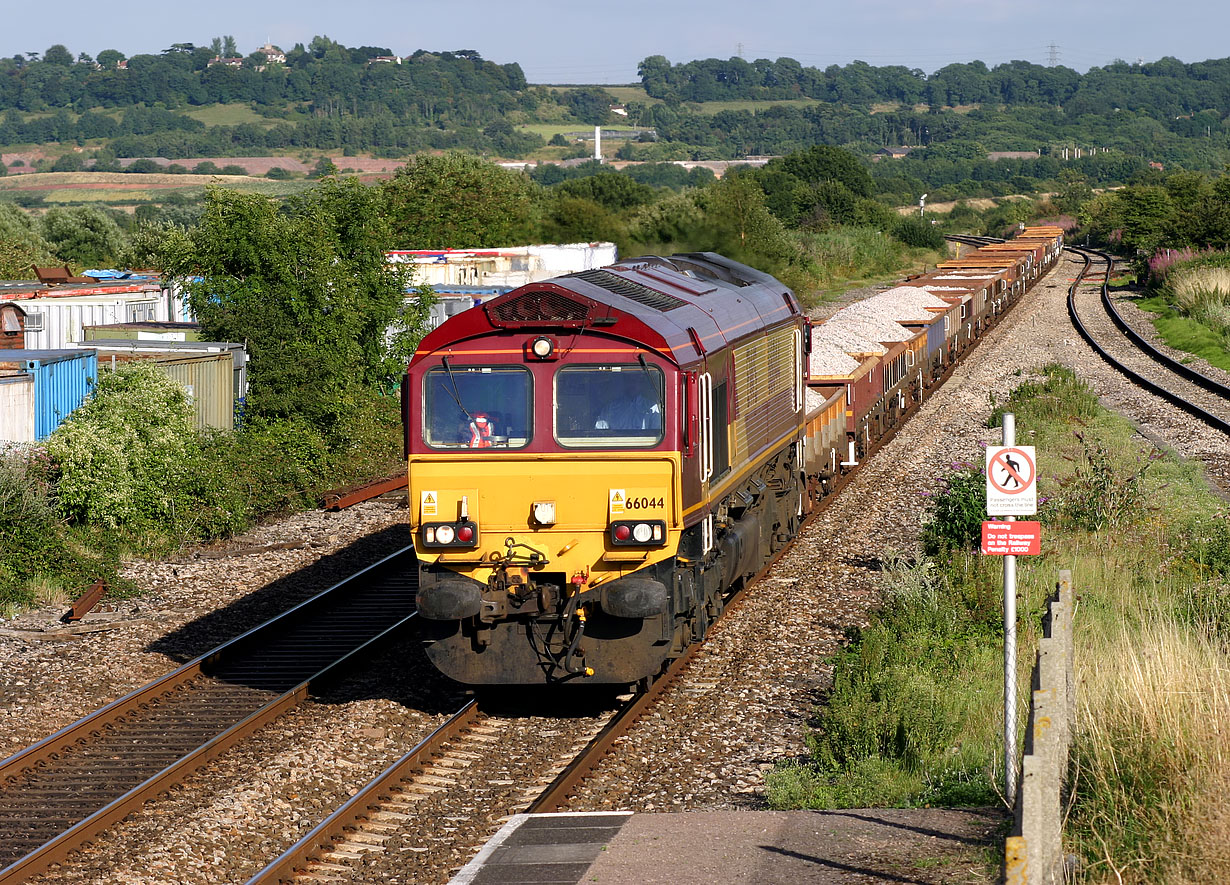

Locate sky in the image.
[5,0,1230,84]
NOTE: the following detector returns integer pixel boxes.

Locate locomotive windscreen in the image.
[423,365,532,449]
[554,364,664,448]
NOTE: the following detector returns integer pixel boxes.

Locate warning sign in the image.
[420,490,438,518]
[981,520,1042,555]
[986,446,1036,516]
[609,488,626,517]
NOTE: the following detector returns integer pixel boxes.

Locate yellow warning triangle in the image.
[612,491,623,502]
[424,493,436,504]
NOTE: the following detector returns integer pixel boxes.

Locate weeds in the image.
[919,466,986,556]
[1052,433,1157,532]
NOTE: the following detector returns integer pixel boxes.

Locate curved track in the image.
[1066,246,1230,434]
[0,548,418,884]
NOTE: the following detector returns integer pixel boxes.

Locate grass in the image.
[588,85,825,116]
[181,103,271,127]
[1136,292,1230,371]
[0,171,315,205]
[517,123,642,138]
[766,364,1230,883]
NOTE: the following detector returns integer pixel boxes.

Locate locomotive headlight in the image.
[609,519,666,547]
[532,337,553,358]
[420,520,478,549]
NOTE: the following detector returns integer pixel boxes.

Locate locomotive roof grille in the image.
[571,269,687,312]
[486,290,592,326]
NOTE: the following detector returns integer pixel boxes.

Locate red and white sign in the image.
[986,445,1036,516]
[981,520,1041,555]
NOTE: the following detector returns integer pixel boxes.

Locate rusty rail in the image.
[322,475,408,511]
[61,579,107,623]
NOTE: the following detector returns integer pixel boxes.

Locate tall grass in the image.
[1170,267,1230,343]
[1070,618,1230,883]
[797,225,940,299]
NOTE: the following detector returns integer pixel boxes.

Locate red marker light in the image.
[614,524,631,541]
[457,525,474,543]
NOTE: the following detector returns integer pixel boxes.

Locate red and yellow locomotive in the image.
[404,253,808,685]
[404,232,1062,686]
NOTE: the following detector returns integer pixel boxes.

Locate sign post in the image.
[985,414,1037,809]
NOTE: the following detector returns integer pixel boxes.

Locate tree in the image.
[39,206,125,267]
[383,154,535,248]
[43,44,73,66]
[309,157,338,179]
[554,171,655,210]
[695,173,797,271]
[51,152,84,172]
[0,203,57,278]
[561,88,616,126]
[142,184,418,436]
[96,49,124,69]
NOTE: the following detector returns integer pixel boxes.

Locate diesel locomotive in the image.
[404,233,1063,686]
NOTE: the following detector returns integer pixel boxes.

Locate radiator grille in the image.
[486,290,591,326]
[571,270,687,312]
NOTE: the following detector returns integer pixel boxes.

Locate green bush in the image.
[0,449,120,609]
[919,465,986,556]
[46,362,200,531]
[891,215,945,249]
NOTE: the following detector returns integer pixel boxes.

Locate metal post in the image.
[1003,412,1018,807]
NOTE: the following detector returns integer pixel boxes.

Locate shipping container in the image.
[0,374,34,442]
[74,340,247,403]
[155,353,235,431]
[0,349,97,439]
[83,321,204,343]
[19,294,168,350]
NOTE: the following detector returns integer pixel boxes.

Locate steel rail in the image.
[1065,247,1230,435]
[0,547,419,884]
[247,699,482,884]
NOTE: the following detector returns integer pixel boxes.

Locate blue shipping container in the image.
[0,349,97,439]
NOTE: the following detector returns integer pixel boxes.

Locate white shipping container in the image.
[0,374,35,443]
[387,242,618,289]
[20,296,168,350]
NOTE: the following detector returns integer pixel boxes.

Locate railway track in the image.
[0,548,419,884]
[1066,246,1230,434]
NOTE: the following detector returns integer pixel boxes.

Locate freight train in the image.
[403,230,1063,686]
